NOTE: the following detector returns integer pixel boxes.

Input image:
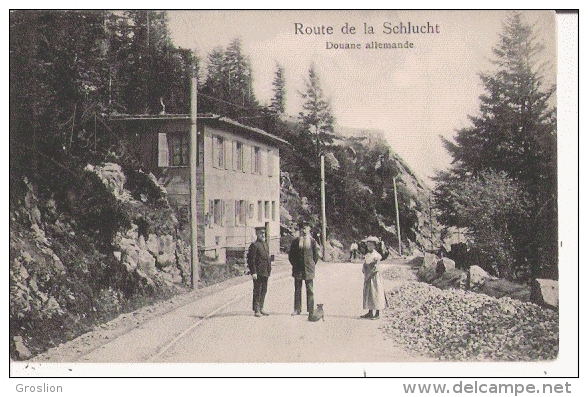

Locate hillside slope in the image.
[10,164,192,359]
[279,124,445,258]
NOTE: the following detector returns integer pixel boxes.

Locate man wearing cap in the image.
[247,226,272,317]
[288,222,320,316]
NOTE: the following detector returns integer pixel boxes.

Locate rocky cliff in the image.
[9,164,191,359]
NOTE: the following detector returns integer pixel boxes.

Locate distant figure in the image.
[247,226,273,317]
[288,221,320,316]
[360,236,388,320]
[349,241,359,261]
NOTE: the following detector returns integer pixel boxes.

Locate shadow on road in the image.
[195,311,369,320]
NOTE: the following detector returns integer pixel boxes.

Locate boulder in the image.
[51,253,66,273]
[157,253,177,268]
[436,257,455,274]
[407,256,424,266]
[162,266,183,285]
[431,268,466,290]
[45,297,62,314]
[137,249,157,275]
[85,162,131,201]
[417,265,438,284]
[146,234,176,268]
[530,279,558,310]
[468,265,492,290]
[138,234,146,249]
[160,235,176,256]
[146,233,160,254]
[119,237,140,271]
[411,246,424,258]
[13,336,32,360]
[478,279,531,302]
[422,253,439,268]
[19,262,30,279]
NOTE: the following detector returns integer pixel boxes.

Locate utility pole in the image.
[190,76,199,289]
[320,154,327,260]
[393,176,402,257]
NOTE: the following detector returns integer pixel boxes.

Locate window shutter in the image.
[232,141,237,171]
[251,148,255,174]
[267,150,274,177]
[209,200,214,228]
[158,133,169,167]
[221,200,226,226]
[212,136,217,169]
[235,200,239,225]
[224,139,230,170]
[260,149,265,175]
[243,144,249,173]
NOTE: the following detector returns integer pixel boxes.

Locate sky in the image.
[167,10,556,184]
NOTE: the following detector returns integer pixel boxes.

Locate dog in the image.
[308,304,324,322]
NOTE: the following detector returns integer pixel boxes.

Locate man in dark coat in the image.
[247,226,272,317]
[288,222,320,315]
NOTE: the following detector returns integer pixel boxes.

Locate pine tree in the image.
[298,63,335,154]
[270,63,286,114]
[443,12,556,187]
[113,10,196,115]
[224,37,255,107]
[201,37,258,120]
[436,12,557,280]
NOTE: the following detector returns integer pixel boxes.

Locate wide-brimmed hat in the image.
[364,236,379,243]
[254,226,266,231]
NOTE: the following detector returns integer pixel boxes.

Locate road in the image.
[25,259,432,364]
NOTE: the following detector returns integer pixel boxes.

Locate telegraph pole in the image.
[393,176,402,257]
[190,76,199,289]
[320,154,327,259]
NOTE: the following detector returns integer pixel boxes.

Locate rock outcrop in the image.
[10,164,191,360]
[530,279,558,310]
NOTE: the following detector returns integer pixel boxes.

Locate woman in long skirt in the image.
[361,236,387,320]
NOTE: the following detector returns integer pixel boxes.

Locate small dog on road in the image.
[308,304,324,322]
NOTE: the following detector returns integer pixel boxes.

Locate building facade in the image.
[112,114,286,263]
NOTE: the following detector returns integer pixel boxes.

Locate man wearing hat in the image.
[247,226,273,317]
[288,221,320,315]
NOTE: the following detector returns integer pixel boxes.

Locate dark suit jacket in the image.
[247,239,272,277]
[289,237,319,280]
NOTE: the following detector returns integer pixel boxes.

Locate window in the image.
[267,150,274,177]
[158,132,192,167]
[213,136,226,169]
[265,201,270,219]
[252,146,261,174]
[158,133,169,167]
[258,201,263,222]
[248,202,255,219]
[235,200,247,226]
[271,201,276,221]
[209,199,225,226]
[169,133,189,166]
[234,141,244,171]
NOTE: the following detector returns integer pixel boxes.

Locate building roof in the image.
[110,113,289,147]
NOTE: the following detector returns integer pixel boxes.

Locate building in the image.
[111,113,288,262]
